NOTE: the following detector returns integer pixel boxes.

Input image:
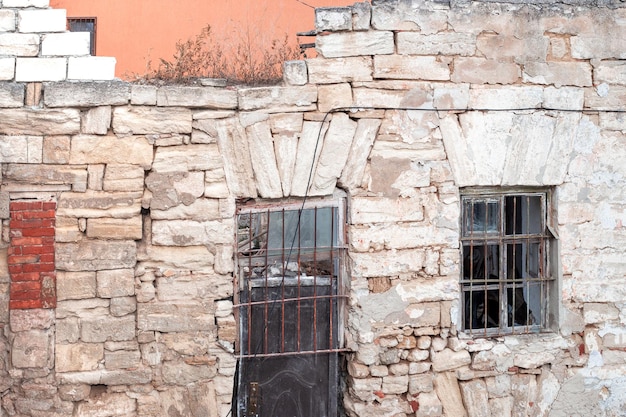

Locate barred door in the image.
[234,202,347,417]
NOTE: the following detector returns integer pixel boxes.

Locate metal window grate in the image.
[67,17,97,55]
[235,203,348,358]
[461,191,555,336]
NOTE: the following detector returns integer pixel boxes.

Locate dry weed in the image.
[134,24,301,85]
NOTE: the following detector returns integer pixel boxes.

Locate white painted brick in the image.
[3,0,50,7]
[0,58,16,81]
[67,57,116,81]
[0,10,16,32]
[18,9,66,33]
[42,32,90,56]
[15,57,66,82]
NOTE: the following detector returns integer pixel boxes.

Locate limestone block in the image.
[0,33,39,56]
[137,244,215,272]
[246,121,283,198]
[56,343,103,372]
[81,315,136,343]
[0,193,8,219]
[238,85,317,112]
[0,10,16,31]
[12,330,51,368]
[269,113,303,134]
[434,372,467,417]
[104,349,141,370]
[317,83,352,113]
[59,368,152,385]
[543,86,585,111]
[41,32,90,56]
[103,164,144,192]
[162,360,218,385]
[55,298,110,321]
[337,118,380,191]
[522,62,592,87]
[382,375,409,394]
[69,134,153,169]
[460,379,490,417]
[372,2,446,32]
[594,60,626,86]
[307,56,373,84]
[131,84,157,105]
[57,318,80,345]
[571,33,626,59]
[15,57,66,82]
[397,32,476,56]
[351,250,426,278]
[137,301,215,332]
[56,240,137,272]
[350,2,370,30]
[585,85,626,110]
[290,121,328,196]
[44,81,130,107]
[79,106,111,136]
[86,217,143,240]
[583,302,620,324]
[310,113,357,195]
[192,120,218,144]
[409,374,434,395]
[110,296,136,317]
[0,136,43,163]
[57,271,97,301]
[350,196,424,224]
[374,55,450,81]
[113,106,192,135]
[433,85,470,110]
[151,143,219,173]
[1,82,29,109]
[283,60,307,86]
[96,269,135,298]
[476,33,549,64]
[315,7,352,31]
[511,374,538,416]
[57,190,142,219]
[151,198,220,222]
[9,309,54,332]
[316,31,393,58]
[431,349,471,372]
[273,133,298,196]
[156,86,237,109]
[214,119,257,198]
[0,58,15,81]
[489,397,513,416]
[146,171,206,210]
[0,108,80,136]
[158,272,232,302]
[416,391,443,417]
[5,0,50,7]
[452,57,520,84]
[58,384,91,402]
[151,219,233,246]
[75,393,136,416]
[18,8,65,32]
[468,86,543,110]
[353,87,431,109]
[43,136,70,164]
[4,164,87,189]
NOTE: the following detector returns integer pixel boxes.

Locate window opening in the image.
[461,190,556,336]
[67,17,97,55]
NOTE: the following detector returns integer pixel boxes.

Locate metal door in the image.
[234,203,346,417]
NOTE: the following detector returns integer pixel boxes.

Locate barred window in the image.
[461,190,557,336]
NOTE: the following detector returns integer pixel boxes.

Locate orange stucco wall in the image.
[50,0,359,79]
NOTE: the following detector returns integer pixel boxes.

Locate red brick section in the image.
[8,201,56,310]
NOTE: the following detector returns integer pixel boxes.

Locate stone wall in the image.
[1,0,626,416]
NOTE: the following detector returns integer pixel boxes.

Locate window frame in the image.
[459,188,558,337]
